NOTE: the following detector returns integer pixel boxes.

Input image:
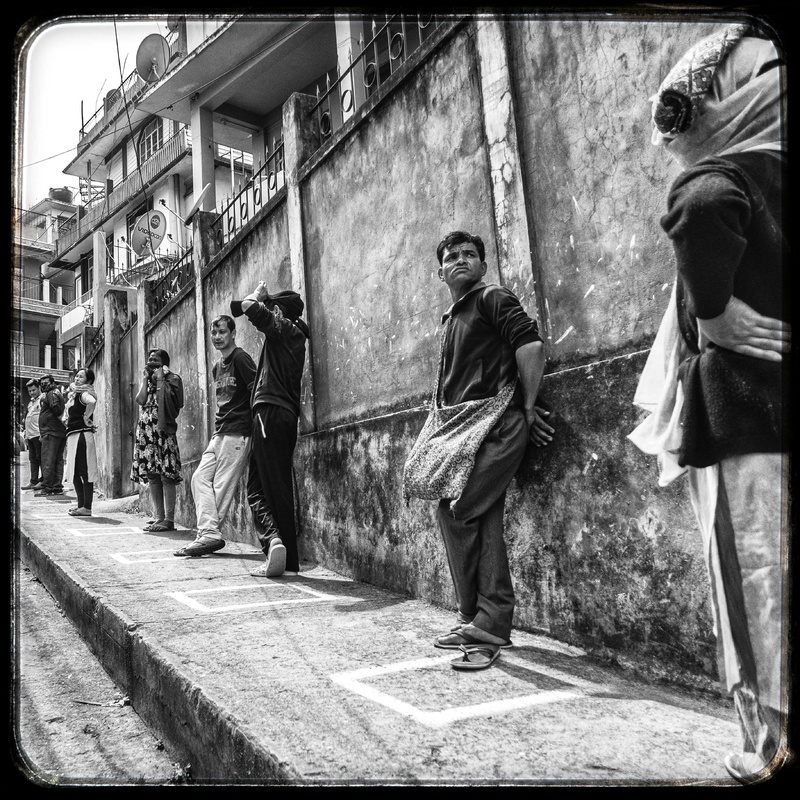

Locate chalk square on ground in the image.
[111,549,187,564]
[330,654,585,729]
[67,526,145,537]
[167,581,351,613]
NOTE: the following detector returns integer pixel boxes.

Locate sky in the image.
[16,16,170,210]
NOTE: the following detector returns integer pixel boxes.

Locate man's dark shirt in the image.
[213,346,257,435]
[242,300,307,417]
[38,388,66,437]
[438,282,541,408]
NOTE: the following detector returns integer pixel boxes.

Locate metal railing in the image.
[19,278,76,305]
[210,141,285,249]
[19,343,79,371]
[311,14,443,146]
[54,129,190,259]
[147,246,195,318]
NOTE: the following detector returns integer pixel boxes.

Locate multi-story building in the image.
[13,188,84,404]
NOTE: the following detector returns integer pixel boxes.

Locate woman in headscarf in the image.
[131,348,184,532]
[64,367,98,517]
[629,24,789,783]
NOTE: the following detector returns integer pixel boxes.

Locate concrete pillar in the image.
[92,230,108,326]
[56,285,63,306]
[101,288,128,498]
[191,211,219,441]
[42,278,50,303]
[44,344,52,370]
[282,92,320,434]
[190,102,216,212]
[335,16,367,123]
[474,18,543,325]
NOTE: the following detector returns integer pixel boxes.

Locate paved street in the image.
[12,457,759,786]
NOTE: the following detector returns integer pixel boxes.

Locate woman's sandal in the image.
[145,521,175,532]
[450,644,501,671]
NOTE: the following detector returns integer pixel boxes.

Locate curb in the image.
[16,523,303,784]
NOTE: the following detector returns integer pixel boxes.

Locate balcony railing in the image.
[54,129,190,260]
[19,278,76,306]
[311,14,444,146]
[210,142,285,250]
[147,246,195,318]
[19,343,79,372]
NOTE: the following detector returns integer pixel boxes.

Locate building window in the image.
[138,118,163,164]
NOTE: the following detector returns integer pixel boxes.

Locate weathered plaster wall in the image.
[143,288,204,525]
[301,25,501,427]
[507,19,719,361]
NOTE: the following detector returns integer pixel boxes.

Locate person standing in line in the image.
[230,282,309,578]
[428,231,553,671]
[63,368,98,518]
[131,349,184,532]
[629,25,789,783]
[21,379,43,490]
[34,374,67,497]
[174,314,257,557]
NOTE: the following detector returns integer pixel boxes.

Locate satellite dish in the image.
[183,183,212,226]
[130,209,168,255]
[136,34,170,83]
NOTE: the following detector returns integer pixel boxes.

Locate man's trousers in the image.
[436,405,528,642]
[26,436,42,484]
[247,404,300,572]
[39,433,66,492]
[191,433,250,540]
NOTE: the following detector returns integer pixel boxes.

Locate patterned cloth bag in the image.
[403,314,517,510]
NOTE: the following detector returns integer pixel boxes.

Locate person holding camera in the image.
[131,348,184,531]
[34,374,67,497]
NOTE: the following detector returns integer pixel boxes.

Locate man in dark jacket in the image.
[231,282,309,577]
[34,374,67,496]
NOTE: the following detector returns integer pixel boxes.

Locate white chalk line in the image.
[330,653,592,728]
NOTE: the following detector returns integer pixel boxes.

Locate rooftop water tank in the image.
[49,187,74,203]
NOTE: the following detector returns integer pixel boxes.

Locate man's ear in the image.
[437,266,443,280]
[480,261,488,276]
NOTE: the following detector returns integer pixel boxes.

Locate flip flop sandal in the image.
[435,630,513,650]
[147,521,175,532]
[451,644,501,671]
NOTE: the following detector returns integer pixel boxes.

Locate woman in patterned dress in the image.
[131,348,184,531]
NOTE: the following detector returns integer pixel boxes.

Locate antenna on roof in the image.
[135,34,170,83]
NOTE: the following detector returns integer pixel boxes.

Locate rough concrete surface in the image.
[11,463,771,787]
[12,562,184,786]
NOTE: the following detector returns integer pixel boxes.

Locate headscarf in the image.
[650,26,784,169]
[632,26,784,485]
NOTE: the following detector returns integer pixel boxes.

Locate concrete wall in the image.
[302,25,501,426]
[507,18,719,360]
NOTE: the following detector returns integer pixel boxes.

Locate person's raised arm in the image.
[135,367,150,406]
[81,393,97,427]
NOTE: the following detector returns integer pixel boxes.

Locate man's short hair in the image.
[436,231,486,265]
[26,378,40,388]
[40,374,54,385]
[211,315,235,333]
